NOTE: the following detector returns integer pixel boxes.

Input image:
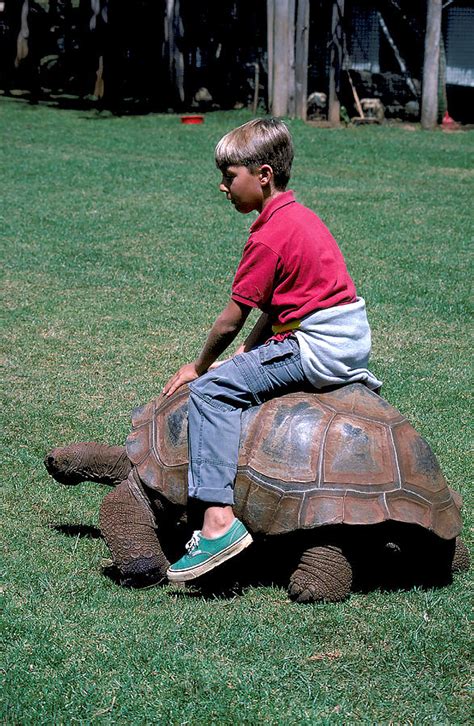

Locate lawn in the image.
[1,99,472,724]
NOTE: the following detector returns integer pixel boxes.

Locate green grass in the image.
[1,99,473,724]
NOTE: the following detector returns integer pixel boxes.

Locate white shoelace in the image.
[185,530,201,553]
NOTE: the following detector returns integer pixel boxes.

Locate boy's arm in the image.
[239,312,272,353]
[163,299,251,397]
[208,312,272,367]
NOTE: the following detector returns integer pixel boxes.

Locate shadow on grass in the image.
[101,563,170,590]
[101,544,287,598]
[48,521,462,602]
[50,523,103,539]
[100,558,456,603]
[102,562,249,598]
[171,556,457,603]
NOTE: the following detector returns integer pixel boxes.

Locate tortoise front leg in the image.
[99,472,170,586]
[45,443,131,486]
[288,545,353,603]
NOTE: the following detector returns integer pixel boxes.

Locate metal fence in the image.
[306,0,473,122]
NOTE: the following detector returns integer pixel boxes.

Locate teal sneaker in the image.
[167,519,253,582]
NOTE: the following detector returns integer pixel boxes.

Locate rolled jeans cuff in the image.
[187,484,235,506]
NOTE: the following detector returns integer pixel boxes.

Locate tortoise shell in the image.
[126,383,461,540]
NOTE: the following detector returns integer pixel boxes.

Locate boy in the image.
[164,118,381,582]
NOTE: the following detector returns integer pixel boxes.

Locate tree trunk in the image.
[421,0,442,129]
[328,0,344,126]
[295,0,310,120]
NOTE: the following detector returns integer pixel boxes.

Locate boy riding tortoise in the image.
[45,119,468,601]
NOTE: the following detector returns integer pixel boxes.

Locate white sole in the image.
[167,532,253,582]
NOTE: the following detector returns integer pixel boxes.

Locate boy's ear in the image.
[258,164,274,187]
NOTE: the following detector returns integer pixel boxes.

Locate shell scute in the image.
[385,489,433,530]
[135,450,164,492]
[161,465,188,506]
[316,384,404,424]
[246,397,331,482]
[392,421,448,495]
[238,406,261,466]
[431,499,463,541]
[236,478,281,534]
[126,426,151,466]
[340,491,389,525]
[233,472,252,516]
[301,491,345,528]
[267,494,304,534]
[323,414,397,489]
[151,390,188,467]
[314,384,357,413]
[350,384,405,423]
[131,400,155,428]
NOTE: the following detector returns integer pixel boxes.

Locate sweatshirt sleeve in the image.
[231,238,280,309]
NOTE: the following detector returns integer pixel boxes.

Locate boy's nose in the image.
[219,181,229,193]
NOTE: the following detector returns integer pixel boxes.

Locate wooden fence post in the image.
[287,0,296,117]
[269,0,308,119]
[421,0,442,129]
[295,0,310,120]
[267,0,274,112]
[164,0,184,105]
[328,0,344,126]
[271,0,290,116]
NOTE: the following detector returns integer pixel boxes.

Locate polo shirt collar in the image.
[250,190,295,233]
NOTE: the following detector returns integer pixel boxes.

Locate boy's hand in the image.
[162,299,251,397]
[162,362,202,397]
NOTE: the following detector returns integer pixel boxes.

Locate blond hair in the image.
[215,118,294,190]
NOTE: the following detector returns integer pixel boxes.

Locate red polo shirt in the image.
[231,191,356,326]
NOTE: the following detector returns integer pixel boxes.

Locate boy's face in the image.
[219,165,264,214]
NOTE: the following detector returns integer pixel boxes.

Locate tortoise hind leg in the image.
[452,537,469,573]
[288,545,353,603]
[45,443,131,486]
[99,472,170,586]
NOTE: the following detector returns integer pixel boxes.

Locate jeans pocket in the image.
[258,338,297,365]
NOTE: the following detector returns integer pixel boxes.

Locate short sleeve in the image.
[231,239,280,309]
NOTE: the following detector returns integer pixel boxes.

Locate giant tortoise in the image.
[45,383,468,602]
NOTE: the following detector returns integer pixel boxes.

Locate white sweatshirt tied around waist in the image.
[294,297,382,390]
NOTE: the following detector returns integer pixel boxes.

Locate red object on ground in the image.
[442,111,458,128]
[181,115,204,124]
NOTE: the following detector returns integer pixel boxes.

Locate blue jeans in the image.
[187,337,306,505]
